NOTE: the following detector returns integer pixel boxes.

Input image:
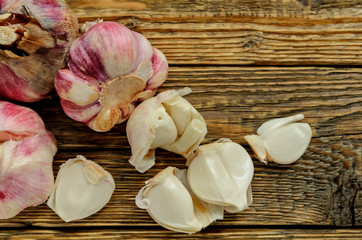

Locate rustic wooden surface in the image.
[1,0,362,239]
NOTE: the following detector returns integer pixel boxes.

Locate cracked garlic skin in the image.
[136,166,223,234]
[244,113,312,164]
[127,88,207,173]
[55,22,169,132]
[47,155,115,222]
[0,0,78,102]
[0,101,57,219]
[187,139,254,213]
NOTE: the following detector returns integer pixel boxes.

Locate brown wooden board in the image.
[0,67,360,228]
[1,228,362,239]
[68,0,362,65]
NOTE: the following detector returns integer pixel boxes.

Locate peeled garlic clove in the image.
[0,0,77,102]
[136,166,223,234]
[55,22,168,132]
[127,88,207,173]
[47,155,115,222]
[0,101,57,219]
[245,114,312,164]
[187,139,254,212]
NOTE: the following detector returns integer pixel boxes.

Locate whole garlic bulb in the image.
[136,166,223,234]
[127,88,207,173]
[55,22,169,132]
[187,139,254,213]
[0,0,78,102]
[244,113,312,164]
[47,155,115,222]
[0,101,57,219]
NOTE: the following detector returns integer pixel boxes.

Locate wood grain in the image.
[1,228,362,239]
[0,67,360,227]
[67,0,362,65]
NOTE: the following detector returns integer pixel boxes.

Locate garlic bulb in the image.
[47,155,115,222]
[136,166,223,234]
[187,139,254,213]
[127,88,207,173]
[244,113,312,164]
[0,0,77,102]
[0,101,57,219]
[55,22,168,132]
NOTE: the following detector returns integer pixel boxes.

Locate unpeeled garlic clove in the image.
[55,22,168,132]
[0,101,57,219]
[187,139,254,213]
[136,166,223,234]
[47,155,115,222]
[244,114,312,164]
[127,88,207,173]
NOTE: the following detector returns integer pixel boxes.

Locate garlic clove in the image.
[55,69,100,106]
[127,88,207,172]
[55,22,168,131]
[257,113,305,139]
[127,89,179,173]
[149,104,178,149]
[173,168,224,226]
[0,132,57,219]
[245,114,312,164]
[187,139,254,212]
[263,123,312,164]
[59,99,102,123]
[47,155,115,222]
[136,166,222,234]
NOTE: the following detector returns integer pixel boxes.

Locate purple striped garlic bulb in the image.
[0,101,57,219]
[55,22,169,132]
[0,0,78,102]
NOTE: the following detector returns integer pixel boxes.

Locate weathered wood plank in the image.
[0,66,360,227]
[69,0,362,21]
[66,0,362,65]
[1,228,362,239]
[29,66,362,149]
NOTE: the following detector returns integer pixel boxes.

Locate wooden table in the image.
[1,0,362,239]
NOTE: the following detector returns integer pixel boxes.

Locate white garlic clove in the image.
[187,139,254,212]
[136,166,223,234]
[127,88,207,173]
[47,155,115,222]
[245,114,312,164]
[263,123,312,164]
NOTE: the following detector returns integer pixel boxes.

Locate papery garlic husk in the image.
[55,21,168,132]
[136,166,223,234]
[187,139,254,213]
[244,113,312,164]
[47,155,115,222]
[0,0,78,102]
[127,88,207,173]
[0,101,57,219]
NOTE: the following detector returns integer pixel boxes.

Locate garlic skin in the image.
[47,155,115,222]
[187,139,254,213]
[55,22,168,132]
[244,114,312,164]
[127,88,207,173]
[0,0,77,102]
[0,101,57,219]
[136,166,223,234]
